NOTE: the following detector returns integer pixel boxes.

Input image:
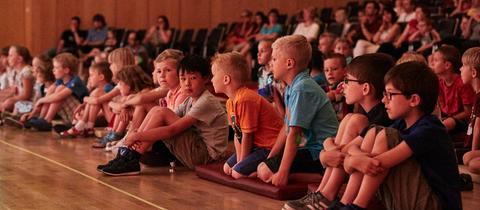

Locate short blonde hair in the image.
[53,52,79,75]
[108,47,135,66]
[154,49,184,64]
[462,47,480,72]
[272,35,312,69]
[211,52,249,84]
[396,52,427,65]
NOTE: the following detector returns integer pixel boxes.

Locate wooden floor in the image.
[0,126,479,210]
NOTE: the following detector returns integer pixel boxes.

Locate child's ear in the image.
[286,58,295,69]
[223,74,231,85]
[409,94,421,107]
[362,83,371,96]
[444,61,452,70]
[99,73,105,81]
[473,68,479,78]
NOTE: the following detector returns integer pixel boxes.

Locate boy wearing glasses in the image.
[339,62,461,210]
[210,52,283,179]
[283,53,394,210]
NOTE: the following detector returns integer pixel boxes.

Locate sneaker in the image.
[327,198,345,210]
[92,132,124,148]
[29,118,52,131]
[339,204,366,210]
[53,124,72,134]
[459,173,473,191]
[101,147,141,176]
[3,116,24,129]
[23,117,39,129]
[283,192,331,210]
[97,147,127,172]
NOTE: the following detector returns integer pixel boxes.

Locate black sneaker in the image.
[29,118,52,131]
[339,204,366,210]
[97,147,129,172]
[283,192,331,210]
[327,198,345,210]
[101,148,141,176]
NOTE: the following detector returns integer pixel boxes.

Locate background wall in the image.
[0,0,351,55]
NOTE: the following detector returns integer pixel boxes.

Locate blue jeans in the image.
[226,148,270,176]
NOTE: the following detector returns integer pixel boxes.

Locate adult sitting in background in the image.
[255,9,283,42]
[394,5,429,50]
[333,7,352,38]
[81,14,108,54]
[451,0,473,17]
[318,33,337,55]
[293,7,320,43]
[397,0,415,23]
[353,7,401,57]
[223,10,256,52]
[461,8,480,48]
[349,0,382,44]
[126,31,149,73]
[143,15,172,57]
[53,16,87,57]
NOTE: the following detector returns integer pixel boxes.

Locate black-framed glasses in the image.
[383,91,406,100]
[343,78,364,84]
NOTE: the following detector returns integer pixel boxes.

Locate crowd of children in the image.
[2,2,480,209]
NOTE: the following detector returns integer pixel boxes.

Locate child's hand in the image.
[124,129,139,146]
[351,155,383,176]
[320,150,346,168]
[271,171,288,187]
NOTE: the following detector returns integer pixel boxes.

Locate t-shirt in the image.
[293,22,320,41]
[165,86,188,111]
[390,114,461,210]
[55,75,89,102]
[226,87,283,150]
[397,11,415,23]
[467,92,480,143]
[14,65,35,100]
[438,75,475,117]
[359,102,394,137]
[176,89,229,160]
[86,26,108,43]
[312,73,328,92]
[260,24,283,35]
[284,70,339,159]
[0,72,8,90]
[61,30,87,49]
[103,83,114,93]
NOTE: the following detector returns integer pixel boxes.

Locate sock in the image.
[74,121,86,131]
[86,122,94,129]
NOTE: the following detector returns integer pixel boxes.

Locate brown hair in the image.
[90,61,113,83]
[347,53,394,99]
[11,45,32,65]
[34,54,55,83]
[211,52,249,84]
[436,45,461,73]
[385,61,439,114]
[462,47,480,73]
[108,47,135,67]
[53,52,79,75]
[116,65,154,93]
[324,53,347,68]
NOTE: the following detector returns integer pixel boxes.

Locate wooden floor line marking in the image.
[0,139,167,210]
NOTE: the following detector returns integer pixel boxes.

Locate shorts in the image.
[226,148,270,176]
[163,128,213,169]
[14,101,33,114]
[451,118,468,135]
[262,149,324,174]
[57,95,81,124]
[375,126,441,210]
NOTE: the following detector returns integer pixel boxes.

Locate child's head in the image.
[430,45,461,75]
[396,52,427,65]
[417,19,433,34]
[211,52,249,94]
[460,47,480,85]
[383,61,439,119]
[89,62,112,88]
[8,45,32,67]
[333,38,352,57]
[344,53,394,104]
[178,55,211,98]
[324,53,347,85]
[271,35,312,82]
[108,47,135,81]
[116,65,153,96]
[414,5,429,21]
[318,33,337,55]
[32,54,54,84]
[52,52,79,79]
[153,49,184,89]
[334,7,348,24]
[257,40,273,66]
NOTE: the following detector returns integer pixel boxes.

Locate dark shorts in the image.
[226,148,270,176]
[451,118,468,134]
[262,149,324,174]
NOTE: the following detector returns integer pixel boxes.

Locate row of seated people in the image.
[0,33,478,209]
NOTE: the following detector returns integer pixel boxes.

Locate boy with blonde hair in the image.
[461,47,480,175]
[257,35,339,186]
[27,52,88,131]
[211,52,283,179]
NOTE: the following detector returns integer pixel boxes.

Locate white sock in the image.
[74,121,86,131]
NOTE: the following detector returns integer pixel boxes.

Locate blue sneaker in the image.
[28,118,52,131]
[92,132,124,148]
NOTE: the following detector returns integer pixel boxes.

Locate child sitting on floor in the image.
[97,55,228,176]
[461,47,480,175]
[340,62,461,210]
[57,62,113,137]
[283,53,395,210]
[211,52,283,179]
[256,35,339,186]
[26,52,88,131]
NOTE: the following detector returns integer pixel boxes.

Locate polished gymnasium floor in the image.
[0,126,479,210]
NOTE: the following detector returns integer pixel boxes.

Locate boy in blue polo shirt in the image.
[256,35,339,186]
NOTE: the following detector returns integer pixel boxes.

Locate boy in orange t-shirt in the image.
[211,52,283,179]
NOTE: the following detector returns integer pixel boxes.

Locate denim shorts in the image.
[226,148,270,176]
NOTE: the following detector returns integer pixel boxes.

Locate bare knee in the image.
[346,114,369,131]
[257,163,273,182]
[223,163,232,175]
